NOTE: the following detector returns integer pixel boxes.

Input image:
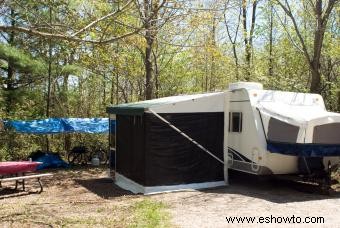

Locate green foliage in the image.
[0,43,46,75]
[130,199,171,228]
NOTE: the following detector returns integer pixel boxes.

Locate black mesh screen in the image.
[116,115,146,185]
[115,112,225,187]
[144,112,224,186]
[268,118,299,143]
[313,123,340,144]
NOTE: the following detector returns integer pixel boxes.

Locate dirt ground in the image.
[154,173,340,228]
[1,167,339,227]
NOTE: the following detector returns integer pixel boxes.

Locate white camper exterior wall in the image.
[229,90,265,174]
[228,89,300,175]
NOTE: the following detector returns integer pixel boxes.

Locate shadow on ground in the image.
[75,178,135,199]
[0,181,45,199]
[74,169,340,203]
[197,171,340,204]
[0,188,32,199]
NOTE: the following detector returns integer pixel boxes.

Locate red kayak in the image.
[0,161,41,175]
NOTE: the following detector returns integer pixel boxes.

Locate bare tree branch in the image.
[322,0,336,23]
[0,25,142,44]
[249,0,258,48]
[273,7,304,53]
[223,0,241,44]
[0,0,139,44]
[71,0,134,37]
[276,0,312,64]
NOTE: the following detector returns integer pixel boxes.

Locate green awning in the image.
[106,100,168,116]
[106,106,145,115]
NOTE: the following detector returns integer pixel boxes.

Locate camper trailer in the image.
[107,82,340,194]
[227,82,340,178]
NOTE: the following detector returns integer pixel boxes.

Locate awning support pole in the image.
[148,109,225,165]
[223,92,230,185]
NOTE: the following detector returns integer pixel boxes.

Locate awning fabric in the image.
[5,118,113,134]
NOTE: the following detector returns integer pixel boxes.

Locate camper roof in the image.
[251,89,325,107]
[106,92,223,115]
[259,102,340,123]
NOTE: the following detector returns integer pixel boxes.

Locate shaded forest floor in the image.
[1,167,339,227]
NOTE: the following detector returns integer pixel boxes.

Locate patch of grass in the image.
[130,199,171,228]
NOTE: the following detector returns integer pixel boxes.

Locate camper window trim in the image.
[229,112,243,133]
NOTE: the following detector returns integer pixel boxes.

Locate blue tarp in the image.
[30,150,69,170]
[35,153,70,170]
[267,141,340,157]
[5,118,114,134]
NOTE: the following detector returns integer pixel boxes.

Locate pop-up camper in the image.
[107,82,340,194]
[227,82,340,177]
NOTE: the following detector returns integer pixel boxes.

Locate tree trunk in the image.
[5,8,16,116]
[142,0,162,100]
[224,3,241,80]
[46,6,53,117]
[337,90,340,112]
[45,6,53,152]
[242,0,257,80]
[268,3,274,77]
[116,70,119,104]
[5,8,17,157]
[209,16,216,91]
[152,50,159,98]
[63,74,69,113]
[242,0,250,79]
[145,38,153,99]
[309,0,324,93]
[276,0,336,94]
[310,67,321,93]
[110,76,114,104]
[102,73,106,105]
[63,70,71,153]
[5,65,14,115]
[143,0,156,100]
[232,44,239,80]
[204,47,208,92]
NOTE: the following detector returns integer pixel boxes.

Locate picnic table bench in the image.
[0,173,53,193]
[0,161,53,193]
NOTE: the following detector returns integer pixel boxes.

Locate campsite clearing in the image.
[1,166,339,227]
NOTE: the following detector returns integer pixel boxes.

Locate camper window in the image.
[313,123,340,144]
[229,112,242,133]
[267,118,299,143]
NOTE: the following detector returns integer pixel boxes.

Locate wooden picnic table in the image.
[0,161,52,193]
